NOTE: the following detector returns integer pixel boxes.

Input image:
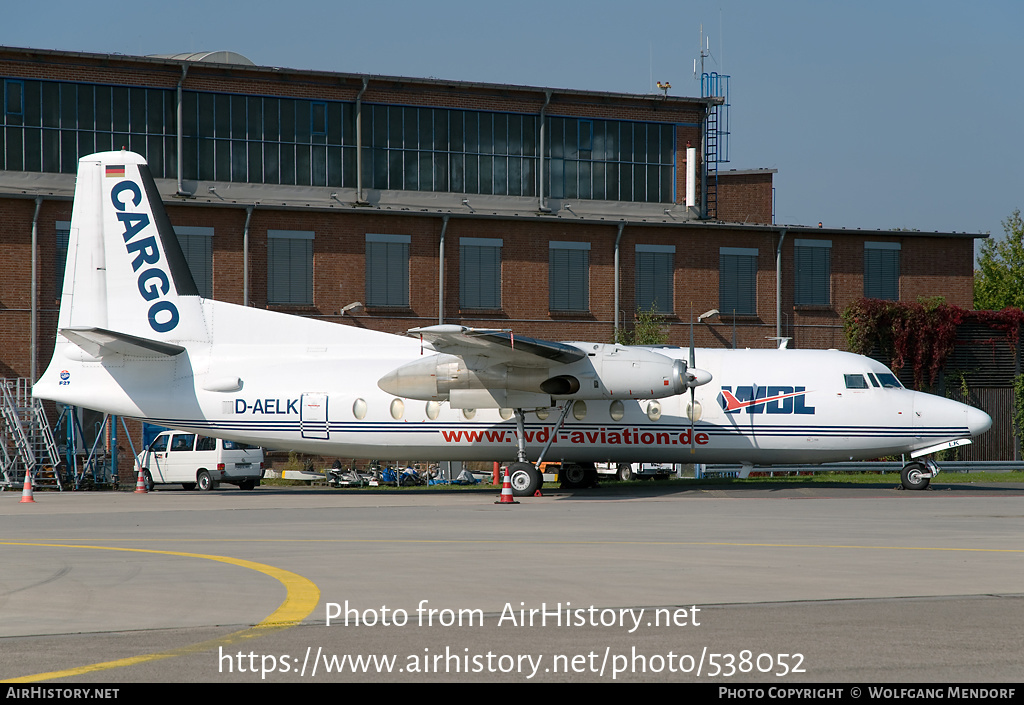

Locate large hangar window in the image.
[183,93,355,188]
[547,117,674,203]
[0,78,675,204]
[363,105,539,198]
[0,79,176,177]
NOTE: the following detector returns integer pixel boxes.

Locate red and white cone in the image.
[134,465,148,494]
[19,473,35,503]
[494,466,519,505]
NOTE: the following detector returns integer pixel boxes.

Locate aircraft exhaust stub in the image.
[377,346,710,408]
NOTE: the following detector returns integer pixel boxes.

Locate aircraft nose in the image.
[967,406,992,437]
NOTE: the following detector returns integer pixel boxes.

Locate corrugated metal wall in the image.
[946,387,1017,461]
[870,320,1021,461]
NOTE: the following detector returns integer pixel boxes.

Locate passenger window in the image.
[148,435,168,452]
[844,374,869,389]
[196,436,216,451]
[170,434,196,451]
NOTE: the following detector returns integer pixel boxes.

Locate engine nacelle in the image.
[377,344,709,408]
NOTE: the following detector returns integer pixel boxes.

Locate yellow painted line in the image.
[0,542,320,683]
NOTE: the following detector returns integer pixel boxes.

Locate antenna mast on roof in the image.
[693,23,730,219]
[693,24,712,78]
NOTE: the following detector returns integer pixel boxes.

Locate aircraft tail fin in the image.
[57,150,208,344]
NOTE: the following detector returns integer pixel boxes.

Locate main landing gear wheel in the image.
[508,462,542,497]
[900,462,931,491]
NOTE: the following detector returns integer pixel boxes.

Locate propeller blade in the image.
[689,387,696,454]
[689,306,695,369]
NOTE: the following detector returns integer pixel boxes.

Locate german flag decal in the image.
[105,165,125,178]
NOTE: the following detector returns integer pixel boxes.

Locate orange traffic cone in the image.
[494,467,519,505]
[19,473,35,503]
[134,465,148,494]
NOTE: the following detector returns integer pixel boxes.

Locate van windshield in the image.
[223,439,257,450]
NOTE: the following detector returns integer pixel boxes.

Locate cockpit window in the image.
[844,374,869,389]
[867,373,881,387]
[876,373,902,388]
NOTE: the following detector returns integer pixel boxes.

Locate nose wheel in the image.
[900,460,934,490]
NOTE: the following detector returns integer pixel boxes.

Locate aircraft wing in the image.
[408,325,585,368]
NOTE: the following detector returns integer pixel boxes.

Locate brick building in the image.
[1,45,981,391]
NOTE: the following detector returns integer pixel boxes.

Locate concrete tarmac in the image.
[2,481,1022,683]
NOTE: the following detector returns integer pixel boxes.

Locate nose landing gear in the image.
[900,459,938,490]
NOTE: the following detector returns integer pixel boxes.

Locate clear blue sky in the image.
[5,0,1022,253]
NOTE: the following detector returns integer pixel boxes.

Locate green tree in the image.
[975,209,1024,310]
[615,306,669,345]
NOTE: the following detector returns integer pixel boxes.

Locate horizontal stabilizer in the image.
[61,327,186,358]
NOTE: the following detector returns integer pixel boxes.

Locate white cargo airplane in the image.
[34,151,992,494]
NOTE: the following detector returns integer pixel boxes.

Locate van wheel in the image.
[181,483,196,491]
[197,471,213,491]
[559,464,588,489]
[239,479,256,490]
[143,470,154,492]
[618,464,635,481]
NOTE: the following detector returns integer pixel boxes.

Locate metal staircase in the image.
[1,378,61,490]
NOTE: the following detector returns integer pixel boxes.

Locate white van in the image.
[136,431,264,491]
[594,461,677,481]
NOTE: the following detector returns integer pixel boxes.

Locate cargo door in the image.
[301,393,329,440]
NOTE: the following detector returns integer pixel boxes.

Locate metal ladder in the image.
[704,106,719,219]
[701,71,731,220]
